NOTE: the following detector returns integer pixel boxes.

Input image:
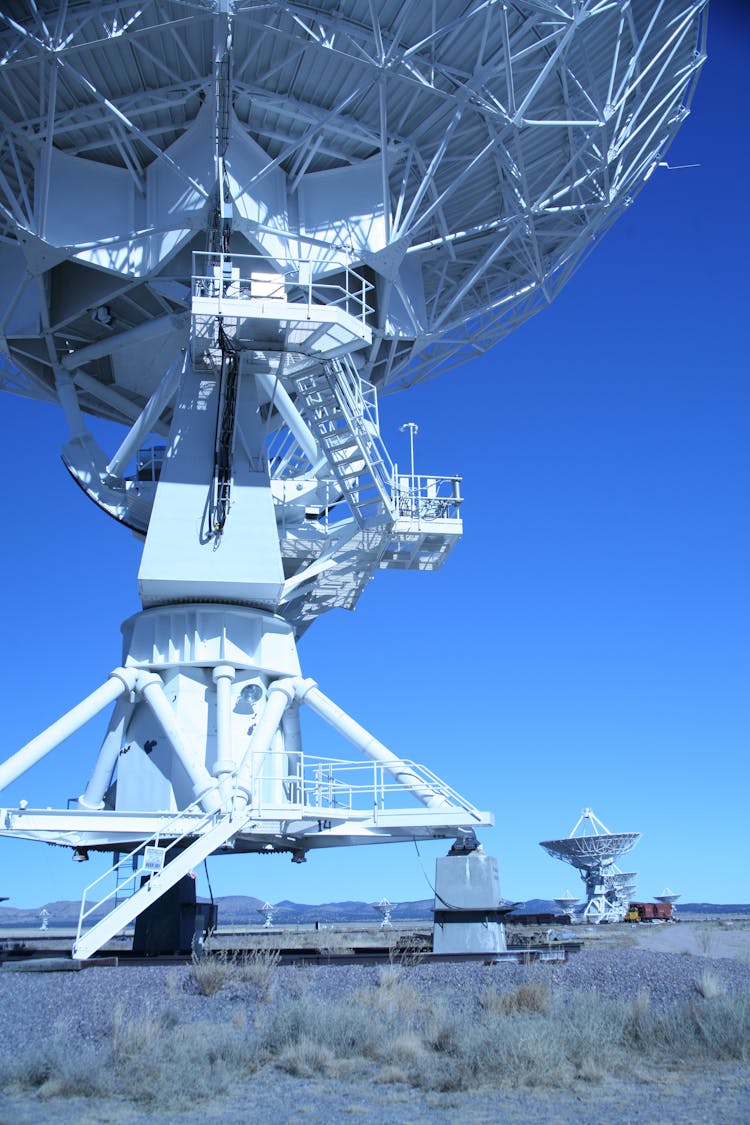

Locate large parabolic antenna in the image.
[0,2,705,957]
[540,808,641,923]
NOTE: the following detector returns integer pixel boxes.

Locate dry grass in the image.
[387,933,429,966]
[479,981,550,1015]
[366,964,424,1010]
[1,1005,258,1107]
[696,925,715,957]
[274,1035,337,1077]
[189,947,280,995]
[2,968,749,1110]
[696,970,726,999]
[255,977,750,1093]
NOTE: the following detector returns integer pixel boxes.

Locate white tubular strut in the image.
[138,673,221,813]
[234,678,297,808]
[0,668,138,794]
[62,315,182,371]
[105,352,186,478]
[281,703,303,760]
[55,369,88,439]
[297,680,452,810]
[77,696,132,810]
[268,727,285,806]
[254,370,320,467]
[281,703,303,803]
[212,664,236,802]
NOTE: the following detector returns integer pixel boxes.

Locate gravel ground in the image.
[0,948,748,1124]
[1,1065,749,1125]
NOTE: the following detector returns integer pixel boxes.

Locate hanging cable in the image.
[412,838,463,911]
[208,317,240,539]
[203,857,214,910]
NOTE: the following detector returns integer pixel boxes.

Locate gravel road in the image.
[0,947,748,1124]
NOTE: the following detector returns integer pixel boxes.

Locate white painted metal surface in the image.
[0,3,706,953]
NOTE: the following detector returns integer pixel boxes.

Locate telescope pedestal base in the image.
[432,850,507,955]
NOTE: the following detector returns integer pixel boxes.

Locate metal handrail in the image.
[191,250,374,327]
[257,754,481,818]
[325,357,394,501]
[75,796,216,945]
[76,751,478,946]
[390,472,463,520]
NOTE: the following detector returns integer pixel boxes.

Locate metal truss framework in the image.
[0,1,707,403]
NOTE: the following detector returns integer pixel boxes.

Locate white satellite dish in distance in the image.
[541,807,643,923]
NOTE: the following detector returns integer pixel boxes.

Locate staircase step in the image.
[73,812,249,961]
[322,433,357,448]
[291,359,393,530]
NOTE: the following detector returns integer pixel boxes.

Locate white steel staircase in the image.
[293,356,393,530]
[73,806,249,961]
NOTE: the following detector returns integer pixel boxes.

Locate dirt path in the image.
[632,922,750,960]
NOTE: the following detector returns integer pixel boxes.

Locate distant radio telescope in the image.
[0,2,705,958]
[540,808,642,924]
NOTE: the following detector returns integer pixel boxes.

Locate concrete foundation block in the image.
[432,850,507,955]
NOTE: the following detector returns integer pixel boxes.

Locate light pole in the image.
[399,422,418,515]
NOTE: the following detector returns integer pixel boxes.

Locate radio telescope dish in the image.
[554,892,579,914]
[610,874,638,896]
[654,888,680,919]
[540,808,641,923]
[0,3,705,958]
[541,833,641,867]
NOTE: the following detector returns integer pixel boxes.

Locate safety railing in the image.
[390,471,463,520]
[76,754,479,948]
[191,251,374,329]
[75,796,217,948]
[135,443,165,484]
[266,754,481,819]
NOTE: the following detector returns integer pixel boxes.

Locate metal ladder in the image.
[293,356,393,530]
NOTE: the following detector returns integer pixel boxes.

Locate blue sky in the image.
[1,4,748,912]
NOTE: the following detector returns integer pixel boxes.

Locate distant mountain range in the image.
[1,897,748,928]
[0,896,432,928]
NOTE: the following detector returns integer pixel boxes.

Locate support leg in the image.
[0,668,137,794]
[139,673,221,813]
[298,681,452,810]
[78,697,132,810]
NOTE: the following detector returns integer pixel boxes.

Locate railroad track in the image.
[0,941,582,969]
